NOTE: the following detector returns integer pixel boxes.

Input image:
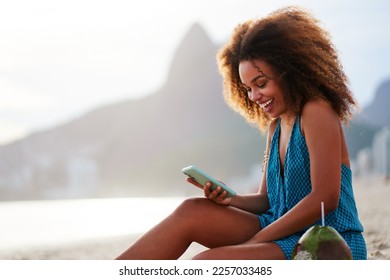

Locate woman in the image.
[116,6,366,260]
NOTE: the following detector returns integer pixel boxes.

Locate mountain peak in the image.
[0,22,264,200]
[374,79,390,102]
[165,23,216,83]
[181,23,213,46]
[360,77,390,127]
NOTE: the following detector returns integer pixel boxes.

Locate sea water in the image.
[0,197,184,251]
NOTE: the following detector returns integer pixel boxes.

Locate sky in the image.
[0,0,389,145]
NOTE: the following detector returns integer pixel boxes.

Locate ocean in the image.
[0,197,184,251]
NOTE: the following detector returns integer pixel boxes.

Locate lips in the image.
[258,98,274,111]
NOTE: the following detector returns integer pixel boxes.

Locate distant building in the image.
[355,147,373,177]
[372,127,390,179]
[67,157,99,197]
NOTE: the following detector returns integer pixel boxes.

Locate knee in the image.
[174,197,209,217]
[179,197,208,208]
[192,250,211,260]
[192,248,228,260]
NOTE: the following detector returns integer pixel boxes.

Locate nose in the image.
[248,88,262,102]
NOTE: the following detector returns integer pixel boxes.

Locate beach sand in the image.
[353,177,390,260]
[0,177,388,260]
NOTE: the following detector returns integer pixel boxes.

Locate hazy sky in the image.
[0,0,389,144]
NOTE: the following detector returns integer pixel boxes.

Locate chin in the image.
[266,112,280,119]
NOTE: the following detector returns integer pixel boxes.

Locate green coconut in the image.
[292,225,352,260]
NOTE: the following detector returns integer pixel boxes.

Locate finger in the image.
[218,190,227,200]
[186,178,204,190]
[208,186,223,201]
[211,186,222,197]
[204,182,212,196]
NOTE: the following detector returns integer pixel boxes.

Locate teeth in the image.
[259,99,273,109]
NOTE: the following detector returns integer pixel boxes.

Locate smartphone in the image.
[181,165,236,197]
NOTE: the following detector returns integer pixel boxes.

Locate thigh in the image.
[175,197,261,248]
[192,242,286,260]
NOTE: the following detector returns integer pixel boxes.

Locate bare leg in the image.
[115,197,261,259]
[192,241,285,260]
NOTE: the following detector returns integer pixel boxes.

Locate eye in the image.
[256,81,267,89]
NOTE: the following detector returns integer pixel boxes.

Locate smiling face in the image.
[238,59,289,120]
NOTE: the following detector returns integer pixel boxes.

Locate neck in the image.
[279,112,296,128]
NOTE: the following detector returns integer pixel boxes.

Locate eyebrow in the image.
[251,73,266,84]
[240,74,266,89]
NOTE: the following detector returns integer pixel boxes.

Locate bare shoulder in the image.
[301,99,340,136]
[302,99,337,118]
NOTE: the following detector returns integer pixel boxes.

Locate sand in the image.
[353,177,390,260]
[0,177,388,260]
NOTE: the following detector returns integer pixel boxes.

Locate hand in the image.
[204,182,232,206]
[186,178,232,206]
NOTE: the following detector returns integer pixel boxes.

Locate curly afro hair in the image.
[217,6,357,132]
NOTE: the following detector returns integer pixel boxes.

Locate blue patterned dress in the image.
[258,116,367,259]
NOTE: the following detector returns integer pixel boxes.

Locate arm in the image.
[188,119,277,215]
[187,178,268,214]
[252,100,342,243]
[228,119,278,214]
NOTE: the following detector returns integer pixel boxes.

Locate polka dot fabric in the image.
[258,116,367,259]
